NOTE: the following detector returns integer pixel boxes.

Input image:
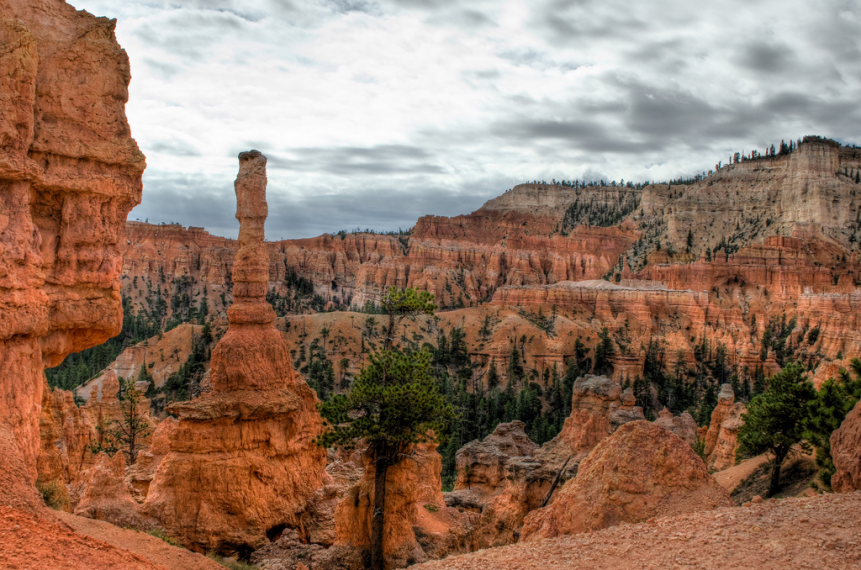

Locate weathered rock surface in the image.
[521,421,732,540]
[142,151,326,553]
[74,452,154,530]
[831,399,861,492]
[535,375,645,470]
[38,386,95,502]
[334,444,469,568]
[653,407,698,447]
[704,384,748,471]
[447,422,547,550]
[0,0,143,509]
[454,421,538,494]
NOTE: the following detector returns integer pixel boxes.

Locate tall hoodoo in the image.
[143,151,326,553]
[229,150,275,327]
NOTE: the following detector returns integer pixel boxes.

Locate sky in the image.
[69,0,861,239]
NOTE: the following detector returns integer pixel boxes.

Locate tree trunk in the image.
[767,449,786,498]
[370,457,389,570]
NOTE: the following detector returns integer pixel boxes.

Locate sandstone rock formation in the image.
[535,375,645,470]
[38,386,96,503]
[654,407,698,447]
[142,151,326,553]
[0,0,144,509]
[520,421,733,540]
[830,399,861,492]
[447,422,547,549]
[704,384,747,471]
[454,421,538,494]
[74,452,153,530]
[334,444,469,568]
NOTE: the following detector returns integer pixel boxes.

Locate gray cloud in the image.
[133,172,501,239]
[268,145,446,176]
[739,41,795,73]
[69,0,861,239]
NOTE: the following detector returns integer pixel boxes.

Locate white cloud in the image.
[70,0,861,238]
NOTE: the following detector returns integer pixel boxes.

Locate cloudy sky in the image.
[70,0,860,239]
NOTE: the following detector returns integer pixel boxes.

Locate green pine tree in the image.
[318,288,456,570]
[738,362,816,497]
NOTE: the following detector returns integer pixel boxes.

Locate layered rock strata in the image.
[142,151,326,552]
[520,421,733,540]
[0,0,144,509]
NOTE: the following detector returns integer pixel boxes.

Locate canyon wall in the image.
[115,138,861,395]
[0,0,144,508]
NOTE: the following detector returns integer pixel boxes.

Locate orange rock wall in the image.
[0,0,144,508]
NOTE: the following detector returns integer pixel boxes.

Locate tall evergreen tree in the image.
[738,363,816,497]
[318,288,455,570]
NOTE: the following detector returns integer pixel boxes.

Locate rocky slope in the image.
[520,421,732,540]
[831,399,861,492]
[411,492,861,570]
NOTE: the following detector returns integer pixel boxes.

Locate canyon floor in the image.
[412,491,861,570]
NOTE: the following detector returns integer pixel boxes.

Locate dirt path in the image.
[0,505,224,570]
[52,511,223,570]
[411,492,861,570]
[0,506,163,570]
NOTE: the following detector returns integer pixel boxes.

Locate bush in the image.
[37,479,70,511]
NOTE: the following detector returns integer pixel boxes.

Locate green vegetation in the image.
[37,479,70,511]
[738,363,816,497]
[318,287,456,570]
[266,267,330,314]
[148,324,214,413]
[147,528,180,547]
[804,359,861,489]
[560,187,641,231]
[207,553,259,570]
[46,296,161,390]
[90,376,152,464]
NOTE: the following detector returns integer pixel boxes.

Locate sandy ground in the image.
[53,510,222,570]
[0,505,222,570]
[412,491,861,570]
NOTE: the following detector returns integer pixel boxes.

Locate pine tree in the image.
[594,328,615,375]
[738,363,816,497]
[804,359,861,488]
[318,287,455,570]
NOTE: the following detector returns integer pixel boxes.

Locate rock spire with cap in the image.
[142,151,326,552]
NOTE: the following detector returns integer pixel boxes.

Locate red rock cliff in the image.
[0,0,144,509]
